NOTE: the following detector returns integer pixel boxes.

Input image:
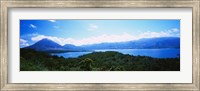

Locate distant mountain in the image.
[63,44,87,51]
[131,37,180,48]
[25,38,65,51]
[24,37,180,52]
[25,38,88,52]
[81,37,180,49]
[63,44,78,49]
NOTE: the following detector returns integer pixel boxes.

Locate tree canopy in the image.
[20,48,180,71]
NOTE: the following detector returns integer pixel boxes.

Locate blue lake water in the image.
[51,48,180,58]
[51,52,92,58]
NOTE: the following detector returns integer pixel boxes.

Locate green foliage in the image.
[20,49,180,71]
[79,58,94,71]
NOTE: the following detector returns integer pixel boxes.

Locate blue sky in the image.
[20,20,180,47]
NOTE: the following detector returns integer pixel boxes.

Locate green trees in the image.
[79,58,94,71]
[20,48,180,71]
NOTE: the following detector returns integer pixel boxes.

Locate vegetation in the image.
[20,48,180,71]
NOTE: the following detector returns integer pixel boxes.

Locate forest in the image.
[20,48,180,71]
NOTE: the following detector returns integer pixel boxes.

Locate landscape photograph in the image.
[20,20,180,71]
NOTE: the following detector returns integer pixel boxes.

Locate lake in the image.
[51,48,180,58]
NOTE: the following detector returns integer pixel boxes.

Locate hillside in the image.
[20,48,180,71]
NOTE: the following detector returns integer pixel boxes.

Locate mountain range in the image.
[24,37,180,52]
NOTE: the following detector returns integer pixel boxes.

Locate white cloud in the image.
[53,26,59,29]
[138,28,180,38]
[88,24,98,31]
[167,28,180,37]
[20,39,29,46]
[138,31,170,38]
[29,24,37,29]
[48,20,56,22]
[171,28,179,32]
[31,33,135,46]
[31,28,180,46]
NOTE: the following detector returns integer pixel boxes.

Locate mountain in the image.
[63,44,78,49]
[25,38,88,52]
[25,38,65,51]
[130,37,180,48]
[24,37,180,52]
[81,37,180,49]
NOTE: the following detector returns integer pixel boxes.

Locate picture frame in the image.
[0,0,199,90]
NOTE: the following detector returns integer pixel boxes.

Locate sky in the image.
[20,20,180,48]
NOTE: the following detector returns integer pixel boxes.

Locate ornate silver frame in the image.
[0,0,199,90]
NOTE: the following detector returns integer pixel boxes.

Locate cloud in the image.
[138,28,180,38]
[171,28,179,32]
[20,39,29,47]
[31,33,136,46]
[29,24,37,29]
[21,33,39,38]
[139,31,170,38]
[53,26,59,29]
[88,24,98,31]
[31,35,75,46]
[48,20,56,22]
[30,28,180,46]
[167,28,180,37]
